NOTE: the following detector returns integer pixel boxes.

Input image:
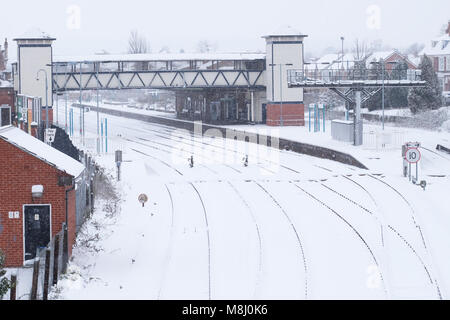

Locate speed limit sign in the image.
[405,148,421,164]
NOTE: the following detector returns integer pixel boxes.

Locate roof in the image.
[263,25,308,38]
[420,34,450,56]
[54,52,266,64]
[13,28,56,41]
[0,126,85,178]
[0,80,12,88]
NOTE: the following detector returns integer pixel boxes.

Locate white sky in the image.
[1,0,449,62]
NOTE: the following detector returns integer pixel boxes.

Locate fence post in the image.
[62,223,69,274]
[10,271,17,300]
[30,257,40,300]
[52,234,60,286]
[43,248,51,300]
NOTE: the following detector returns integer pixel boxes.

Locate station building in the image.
[0,116,84,267]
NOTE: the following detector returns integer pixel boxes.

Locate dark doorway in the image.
[24,205,51,261]
[262,104,267,124]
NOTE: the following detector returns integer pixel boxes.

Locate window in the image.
[439,57,445,71]
[0,106,11,127]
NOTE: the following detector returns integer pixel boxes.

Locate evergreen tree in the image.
[408,55,443,114]
[386,61,409,109]
[0,250,12,299]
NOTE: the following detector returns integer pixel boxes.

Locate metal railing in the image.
[288,68,423,85]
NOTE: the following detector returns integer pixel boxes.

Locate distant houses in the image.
[306,50,419,82]
[420,21,450,92]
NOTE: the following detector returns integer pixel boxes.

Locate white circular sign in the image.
[405,148,421,164]
[138,194,149,206]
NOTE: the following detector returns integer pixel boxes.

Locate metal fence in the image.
[5,225,68,300]
[76,150,96,232]
[288,68,423,85]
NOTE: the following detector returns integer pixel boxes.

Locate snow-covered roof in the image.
[14,28,55,41]
[420,34,450,56]
[0,80,12,88]
[54,52,266,63]
[0,126,84,178]
[264,25,307,38]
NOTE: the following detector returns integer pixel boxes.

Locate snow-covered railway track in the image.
[227,182,263,298]
[253,181,309,299]
[365,175,443,299]
[157,185,176,300]
[190,183,212,300]
[291,182,389,298]
[319,178,441,298]
[118,123,299,175]
[130,148,184,176]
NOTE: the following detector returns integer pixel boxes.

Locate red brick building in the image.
[0,125,84,267]
[0,86,15,123]
[421,21,450,92]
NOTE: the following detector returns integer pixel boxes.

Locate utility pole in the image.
[96,62,100,154]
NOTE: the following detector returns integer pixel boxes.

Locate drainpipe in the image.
[63,181,76,273]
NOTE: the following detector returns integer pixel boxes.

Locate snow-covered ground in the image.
[50,102,450,300]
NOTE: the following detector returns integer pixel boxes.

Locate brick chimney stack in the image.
[4,38,8,63]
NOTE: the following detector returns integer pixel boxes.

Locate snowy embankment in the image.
[48,103,450,300]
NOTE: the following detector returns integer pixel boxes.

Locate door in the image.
[24,205,51,261]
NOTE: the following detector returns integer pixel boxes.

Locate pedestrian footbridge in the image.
[52,53,266,92]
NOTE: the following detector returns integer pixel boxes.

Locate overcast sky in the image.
[1,0,449,62]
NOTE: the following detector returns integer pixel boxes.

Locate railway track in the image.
[157,184,176,300]
[190,183,212,300]
[365,174,443,299]
[117,123,300,176]
[291,181,389,298]
[254,181,309,300]
[227,182,263,299]
[319,178,443,298]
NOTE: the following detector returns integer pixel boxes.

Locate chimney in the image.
[3,38,7,63]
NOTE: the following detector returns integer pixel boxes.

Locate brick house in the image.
[421,21,450,92]
[0,85,15,125]
[0,124,84,267]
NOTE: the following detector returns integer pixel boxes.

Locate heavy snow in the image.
[48,102,450,300]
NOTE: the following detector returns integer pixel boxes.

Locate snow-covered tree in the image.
[128,30,150,71]
[0,250,11,299]
[408,55,442,114]
[128,30,150,54]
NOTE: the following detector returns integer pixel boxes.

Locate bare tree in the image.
[128,29,150,54]
[128,30,150,71]
[354,39,373,62]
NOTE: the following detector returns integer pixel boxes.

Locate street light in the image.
[269,63,293,126]
[340,37,345,79]
[36,69,49,130]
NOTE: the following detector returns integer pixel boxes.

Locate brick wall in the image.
[0,138,76,267]
[266,104,305,126]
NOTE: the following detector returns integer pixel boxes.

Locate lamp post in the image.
[269,63,293,126]
[340,37,345,80]
[36,69,49,130]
